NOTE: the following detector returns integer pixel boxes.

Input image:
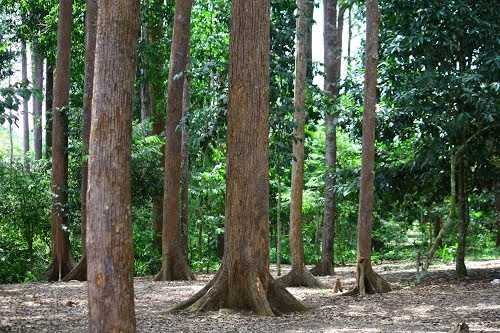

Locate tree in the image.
[45,61,53,159]
[173,0,307,316]
[32,42,43,160]
[277,0,326,288]
[21,40,29,173]
[86,0,140,330]
[155,0,194,281]
[44,0,74,281]
[310,0,346,277]
[346,0,391,296]
[62,0,97,282]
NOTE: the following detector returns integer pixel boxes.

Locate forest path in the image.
[1,259,499,332]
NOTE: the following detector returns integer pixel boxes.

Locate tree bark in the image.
[345,0,391,296]
[32,44,44,160]
[278,0,326,288]
[311,0,345,277]
[495,192,500,247]
[21,40,30,173]
[155,0,194,281]
[86,0,139,330]
[63,0,97,282]
[44,0,74,281]
[173,0,307,316]
[45,61,54,159]
[277,175,282,276]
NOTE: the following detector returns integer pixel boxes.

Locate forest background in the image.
[0,0,498,285]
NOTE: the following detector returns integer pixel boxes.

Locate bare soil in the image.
[1,259,499,333]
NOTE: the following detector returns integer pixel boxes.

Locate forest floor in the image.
[0,259,499,333]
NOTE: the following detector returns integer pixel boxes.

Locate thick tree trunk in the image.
[311,0,345,277]
[277,175,282,276]
[345,0,391,296]
[63,0,97,282]
[174,0,306,316]
[86,0,139,330]
[44,0,74,281]
[278,0,326,288]
[456,160,469,278]
[180,62,190,259]
[45,61,54,159]
[21,41,30,173]
[155,0,194,281]
[32,45,44,160]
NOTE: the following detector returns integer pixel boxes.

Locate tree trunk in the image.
[173,0,307,316]
[345,0,391,296]
[22,40,30,173]
[277,175,282,276]
[86,0,139,330]
[155,0,194,281]
[44,0,74,281]
[456,160,469,278]
[139,23,152,122]
[62,0,97,282]
[32,44,44,160]
[311,0,345,277]
[45,61,54,159]
[278,0,327,288]
[495,192,500,247]
[180,60,190,259]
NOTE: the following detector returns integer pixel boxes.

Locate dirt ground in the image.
[0,259,499,333]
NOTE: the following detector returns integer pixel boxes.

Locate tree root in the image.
[343,260,391,296]
[41,257,75,282]
[172,268,307,316]
[309,260,335,276]
[62,255,87,281]
[154,263,195,281]
[276,266,329,288]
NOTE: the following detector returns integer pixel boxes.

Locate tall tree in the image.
[180,57,190,258]
[86,0,140,330]
[62,0,97,282]
[311,0,346,277]
[173,0,307,316]
[45,61,54,159]
[155,0,194,281]
[346,0,391,296]
[277,0,326,288]
[21,40,30,173]
[32,43,43,160]
[44,0,74,281]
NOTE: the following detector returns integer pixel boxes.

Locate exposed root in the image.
[343,259,391,296]
[173,268,307,316]
[276,266,329,288]
[310,260,335,276]
[41,257,75,282]
[62,255,87,281]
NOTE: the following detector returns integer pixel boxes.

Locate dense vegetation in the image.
[0,0,498,284]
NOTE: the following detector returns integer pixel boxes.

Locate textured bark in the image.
[86,0,139,330]
[44,0,74,281]
[32,45,44,160]
[140,24,152,122]
[346,0,391,296]
[311,0,345,277]
[173,0,306,316]
[278,0,326,288]
[456,160,469,278]
[155,0,194,281]
[63,0,97,282]
[45,62,54,159]
[180,61,190,259]
[276,176,282,276]
[21,41,30,173]
[496,193,500,247]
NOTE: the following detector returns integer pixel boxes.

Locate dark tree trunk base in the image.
[343,260,391,296]
[309,260,335,276]
[276,267,329,288]
[62,255,87,281]
[42,257,75,282]
[172,268,307,316]
[154,264,195,281]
